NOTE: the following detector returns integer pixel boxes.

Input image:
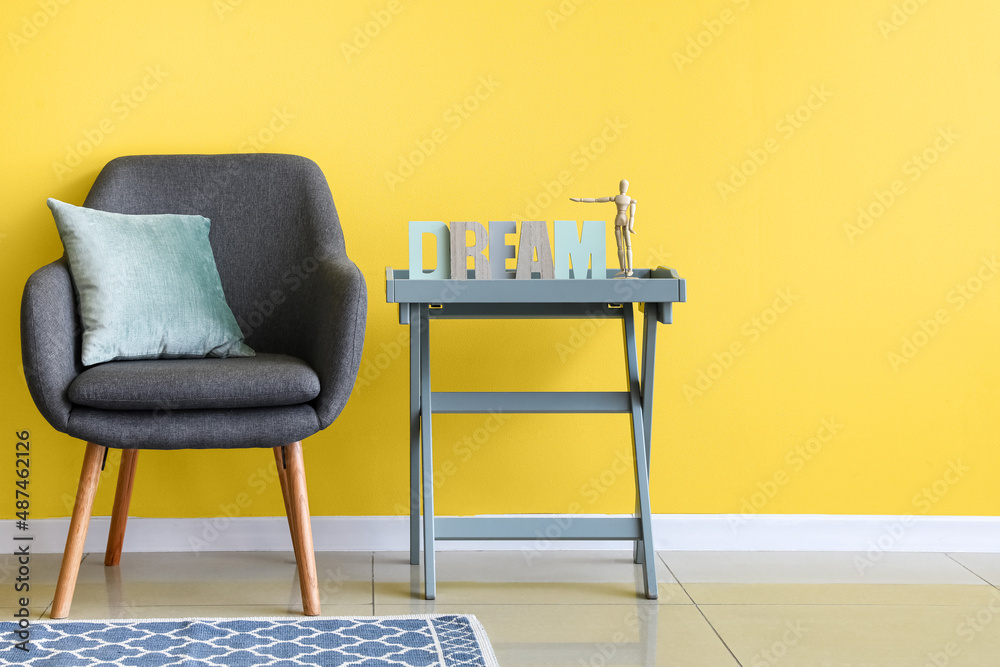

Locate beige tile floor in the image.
[7,549,1000,665]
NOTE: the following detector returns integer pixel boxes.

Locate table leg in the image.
[409,303,421,565]
[622,306,658,599]
[419,305,437,600]
[634,303,659,564]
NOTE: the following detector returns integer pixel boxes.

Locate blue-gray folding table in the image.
[385,267,686,600]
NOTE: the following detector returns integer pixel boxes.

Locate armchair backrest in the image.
[83,154,346,352]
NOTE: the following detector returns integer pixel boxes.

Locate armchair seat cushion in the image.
[68,353,320,410]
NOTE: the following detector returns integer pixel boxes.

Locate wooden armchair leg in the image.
[105,449,139,566]
[273,446,302,567]
[284,442,320,616]
[51,442,106,619]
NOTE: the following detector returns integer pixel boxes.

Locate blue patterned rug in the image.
[2,614,498,666]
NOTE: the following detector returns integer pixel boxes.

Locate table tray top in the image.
[386,267,686,305]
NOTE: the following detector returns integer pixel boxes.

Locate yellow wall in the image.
[2,1,998,522]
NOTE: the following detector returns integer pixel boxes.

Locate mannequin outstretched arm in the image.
[570,196,614,203]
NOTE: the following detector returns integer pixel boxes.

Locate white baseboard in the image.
[6,514,1000,554]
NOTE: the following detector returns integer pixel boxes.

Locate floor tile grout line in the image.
[694,603,745,666]
[944,552,998,590]
[656,551,695,605]
[657,553,744,665]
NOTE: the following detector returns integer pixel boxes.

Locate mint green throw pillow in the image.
[48,198,254,366]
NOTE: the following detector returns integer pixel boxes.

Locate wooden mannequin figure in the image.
[571,179,637,276]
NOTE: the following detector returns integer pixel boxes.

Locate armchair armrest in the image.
[20,258,83,432]
[295,255,368,429]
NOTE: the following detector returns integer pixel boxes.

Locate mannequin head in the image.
[619,179,629,194]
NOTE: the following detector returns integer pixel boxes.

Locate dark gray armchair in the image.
[21,154,367,618]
